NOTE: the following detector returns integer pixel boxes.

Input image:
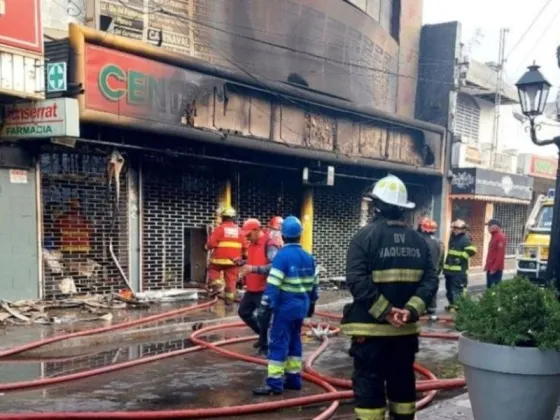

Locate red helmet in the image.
[269,216,284,231]
[241,218,262,236]
[419,217,437,234]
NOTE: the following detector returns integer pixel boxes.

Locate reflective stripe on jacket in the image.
[207,221,244,265]
[263,243,318,314]
[443,233,476,275]
[340,218,439,338]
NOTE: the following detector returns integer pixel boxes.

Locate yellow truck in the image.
[516,189,554,284]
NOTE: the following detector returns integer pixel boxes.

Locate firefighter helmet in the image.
[241,218,262,236]
[368,175,415,209]
[451,219,467,229]
[221,207,237,218]
[419,217,437,233]
[282,216,303,238]
[269,216,284,231]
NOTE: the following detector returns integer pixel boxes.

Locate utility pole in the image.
[490,28,509,169]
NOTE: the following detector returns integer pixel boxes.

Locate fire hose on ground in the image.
[0,295,466,419]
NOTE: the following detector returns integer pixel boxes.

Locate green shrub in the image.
[455,277,560,350]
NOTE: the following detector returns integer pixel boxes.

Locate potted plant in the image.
[456,277,560,420]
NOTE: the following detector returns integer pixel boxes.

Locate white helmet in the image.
[368,175,415,209]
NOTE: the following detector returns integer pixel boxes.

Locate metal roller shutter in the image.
[493,203,527,257]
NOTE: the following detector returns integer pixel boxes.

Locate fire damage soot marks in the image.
[87,44,223,125]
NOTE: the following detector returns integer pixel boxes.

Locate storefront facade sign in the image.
[451,167,533,201]
[0,98,80,138]
[529,155,557,179]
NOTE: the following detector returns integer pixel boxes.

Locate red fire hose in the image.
[0,298,466,419]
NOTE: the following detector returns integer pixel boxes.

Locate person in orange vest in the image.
[238,218,282,354]
[267,216,284,248]
[206,207,245,304]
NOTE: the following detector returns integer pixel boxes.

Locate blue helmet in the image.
[281,215,303,238]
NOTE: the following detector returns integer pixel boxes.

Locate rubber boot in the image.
[252,385,282,396]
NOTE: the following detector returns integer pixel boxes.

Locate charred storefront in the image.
[9,23,447,300]
[450,168,533,266]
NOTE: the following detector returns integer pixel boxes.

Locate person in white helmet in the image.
[340,174,438,420]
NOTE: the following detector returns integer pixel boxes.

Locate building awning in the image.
[450,194,530,205]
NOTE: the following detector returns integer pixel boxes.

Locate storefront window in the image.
[535,205,553,229]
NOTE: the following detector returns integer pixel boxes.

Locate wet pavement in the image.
[0,289,482,418]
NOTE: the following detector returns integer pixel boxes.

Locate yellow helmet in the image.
[221,207,237,218]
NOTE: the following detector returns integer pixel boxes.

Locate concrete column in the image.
[300,188,314,252]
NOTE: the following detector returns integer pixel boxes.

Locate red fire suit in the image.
[206,220,245,301]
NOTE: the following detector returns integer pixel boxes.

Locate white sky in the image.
[423,0,560,156]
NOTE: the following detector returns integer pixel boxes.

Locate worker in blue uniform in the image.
[252,215,319,396]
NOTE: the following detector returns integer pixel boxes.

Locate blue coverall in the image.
[262,243,319,392]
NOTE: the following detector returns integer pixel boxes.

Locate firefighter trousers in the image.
[445,274,467,307]
[349,334,419,420]
[208,264,239,301]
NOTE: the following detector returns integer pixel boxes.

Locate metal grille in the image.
[141,157,220,290]
[494,203,527,256]
[313,178,369,279]
[232,168,301,223]
[40,150,129,299]
[456,93,480,143]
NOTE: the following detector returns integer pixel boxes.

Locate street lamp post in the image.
[515,63,560,293]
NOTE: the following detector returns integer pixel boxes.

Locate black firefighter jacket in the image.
[443,233,477,277]
[340,218,439,337]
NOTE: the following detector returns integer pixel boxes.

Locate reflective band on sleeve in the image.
[369,295,390,319]
[341,322,420,337]
[279,284,313,294]
[465,245,477,254]
[406,296,426,315]
[285,356,302,374]
[389,401,416,415]
[448,249,469,259]
[267,276,282,286]
[443,264,462,271]
[267,360,285,379]
[216,241,243,249]
[355,407,386,420]
[372,268,423,283]
[269,268,285,280]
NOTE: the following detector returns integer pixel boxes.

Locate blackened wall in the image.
[414,21,461,129]
[232,167,302,224]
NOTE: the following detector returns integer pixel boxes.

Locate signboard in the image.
[9,169,28,184]
[0,98,80,138]
[529,155,557,179]
[92,0,416,115]
[451,167,533,201]
[83,43,218,124]
[46,62,67,93]
[0,0,42,53]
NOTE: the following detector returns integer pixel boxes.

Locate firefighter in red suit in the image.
[238,218,281,354]
[206,207,245,304]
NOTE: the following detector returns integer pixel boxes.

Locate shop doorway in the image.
[183,228,207,285]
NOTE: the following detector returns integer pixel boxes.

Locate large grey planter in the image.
[459,334,560,420]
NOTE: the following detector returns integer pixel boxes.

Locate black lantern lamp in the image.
[516,62,560,293]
